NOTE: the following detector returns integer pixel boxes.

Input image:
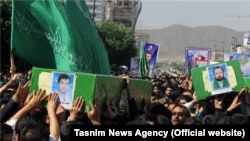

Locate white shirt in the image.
[58,92,72,110]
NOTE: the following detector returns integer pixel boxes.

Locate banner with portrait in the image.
[129,57,140,77]
[50,72,76,110]
[191,60,245,100]
[224,52,250,78]
[243,32,250,47]
[184,47,211,74]
[141,42,160,77]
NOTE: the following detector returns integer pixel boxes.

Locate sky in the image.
[136,0,250,32]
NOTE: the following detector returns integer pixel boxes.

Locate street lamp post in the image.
[231,37,236,52]
[213,44,217,61]
[221,42,225,61]
[93,0,96,20]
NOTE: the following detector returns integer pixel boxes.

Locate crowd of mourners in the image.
[0,65,250,141]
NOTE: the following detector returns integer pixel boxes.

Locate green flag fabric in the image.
[139,42,149,78]
[11,0,110,75]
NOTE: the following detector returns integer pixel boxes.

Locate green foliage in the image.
[1,0,11,46]
[173,63,184,72]
[98,20,138,70]
[1,0,12,65]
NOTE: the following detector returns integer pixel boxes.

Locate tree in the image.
[98,20,138,71]
[1,0,12,66]
[173,63,184,72]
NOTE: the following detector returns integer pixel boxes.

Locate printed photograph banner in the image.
[243,32,250,46]
[184,47,211,73]
[142,42,160,76]
[129,57,140,77]
[50,72,76,110]
[191,60,245,100]
[30,67,152,112]
[224,52,250,78]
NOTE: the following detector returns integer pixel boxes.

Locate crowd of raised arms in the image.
[0,65,250,141]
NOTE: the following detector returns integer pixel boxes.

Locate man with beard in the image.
[212,66,230,90]
[170,104,190,125]
[145,51,154,77]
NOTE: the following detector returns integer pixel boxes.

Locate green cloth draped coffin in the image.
[191,60,245,100]
[245,78,250,88]
[11,0,110,75]
[30,67,152,112]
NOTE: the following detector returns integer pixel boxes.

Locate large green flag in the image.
[11,0,110,75]
[139,42,149,78]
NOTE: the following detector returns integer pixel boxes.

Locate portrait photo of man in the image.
[145,51,154,76]
[212,66,230,90]
[207,64,232,95]
[187,53,198,68]
[185,47,211,73]
[51,72,75,110]
[129,57,140,76]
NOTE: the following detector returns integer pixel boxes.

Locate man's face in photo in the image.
[146,53,152,62]
[214,68,224,81]
[59,79,70,94]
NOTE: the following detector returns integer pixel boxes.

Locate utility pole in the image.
[93,0,96,21]
[213,44,217,61]
[231,37,236,52]
[221,42,225,61]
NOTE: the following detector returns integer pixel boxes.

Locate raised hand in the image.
[56,105,66,125]
[87,98,101,125]
[47,92,59,111]
[47,92,60,140]
[102,96,117,119]
[214,94,225,109]
[227,87,247,112]
[28,89,47,108]
[15,80,31,102]
[69,97,84,120]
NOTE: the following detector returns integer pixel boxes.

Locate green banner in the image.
[244,78,250,88]
[30,67,152,112]
[11,0,110,74]
[191,60,245,100]
[139,42,149,78]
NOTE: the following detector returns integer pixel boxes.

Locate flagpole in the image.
[10,52,16,78]
[93,0,96,20]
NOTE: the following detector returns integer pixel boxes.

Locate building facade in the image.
[85,0,107,25]
[107,0,142,31]
[85,0,141,31]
